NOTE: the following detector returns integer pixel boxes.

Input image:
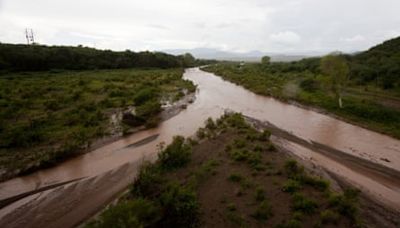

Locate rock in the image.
[122,108,144,127]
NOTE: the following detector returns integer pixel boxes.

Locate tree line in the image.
[260,36,400,91]
[0,43,217,71]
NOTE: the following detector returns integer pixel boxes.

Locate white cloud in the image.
[0,0,400,53]
[270,31,301,45]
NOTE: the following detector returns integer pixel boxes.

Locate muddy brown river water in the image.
[0,68,400,227]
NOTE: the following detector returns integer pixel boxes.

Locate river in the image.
[0,68,399,227]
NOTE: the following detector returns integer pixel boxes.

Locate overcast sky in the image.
[0,0,399,54]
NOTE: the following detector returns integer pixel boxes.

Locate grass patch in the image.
[328,188,360,222]
[252,200,273,221]
[282,179,302,193]
[226,211,248,227]
[228,173,244,182]
[254,186,265,202]
[291,193,318,214]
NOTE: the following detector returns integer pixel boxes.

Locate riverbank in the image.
[202,64,400,140]
[86,113,400,227]
[0,68,195,181]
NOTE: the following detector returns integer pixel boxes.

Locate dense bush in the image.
[291,193,318,214]
[159,183,200,227]
[252,200,273,220]
[87,198,160,228]
[134,87,159,106]
[131,162,166,199]
[158,136,192,170]
[350,37,400,88]
[328,188,360,221]
[300,78,320,92]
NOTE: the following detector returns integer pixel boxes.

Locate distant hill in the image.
[350,37,400,89]
[163,48,313,62]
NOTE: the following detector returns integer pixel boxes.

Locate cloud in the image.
[269,31,301,45]
[341,35,366,42]
[0,0,399,53]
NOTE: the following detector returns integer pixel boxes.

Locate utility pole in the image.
[30,29,35,44]
[25,28,35,45]
[25,28,30,45]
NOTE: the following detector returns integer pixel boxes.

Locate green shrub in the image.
[131,162,165,199]
[248,151,262,167]
[226,211,247,227]
[254,187,265,202]
[226,203,236,211]
[225,144,232,152]
[320,209,339,224]
[267,143,277,151]
[190,159,219,187]
[87,198,160,228]
[282,179,302,193]
[328,188,360,221]
[136,99,161,119]
[284,159,304,177]
[292,193,318,214]
[300,78,319,92]
[301,175,330,191]
[230,149,249,162]
[233,139,247,148]
[277,219,302,228]
[196,128,206,139]
[205,117,217,130]
[228,173,243,182]
[224,113,249,129]
[252,200,273,220]
[144,116,160,128]
[134,87,158,105]
[158,136,191,170]
[159,183,200,228]
[259,129,271,141]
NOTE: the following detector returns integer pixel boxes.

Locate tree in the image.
[182,53,195,67]
[261,56,271,65]
[321,55,349,108]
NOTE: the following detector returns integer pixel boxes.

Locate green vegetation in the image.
[88,113,365,228]
[203,39,400,138]
[158,136,192,170]
[86,198,160,228]
[90,135,199,228]
[254,186,265,202]
[291,193,318,214]
[0,43,216,71]
[0,68,195,180]
[252,200,273,220]
[321,54,349,108]
[350,37,400,89]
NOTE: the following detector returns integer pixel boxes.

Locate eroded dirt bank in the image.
[0,68,400,227]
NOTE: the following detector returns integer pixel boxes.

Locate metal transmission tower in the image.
[25,28,35,45]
